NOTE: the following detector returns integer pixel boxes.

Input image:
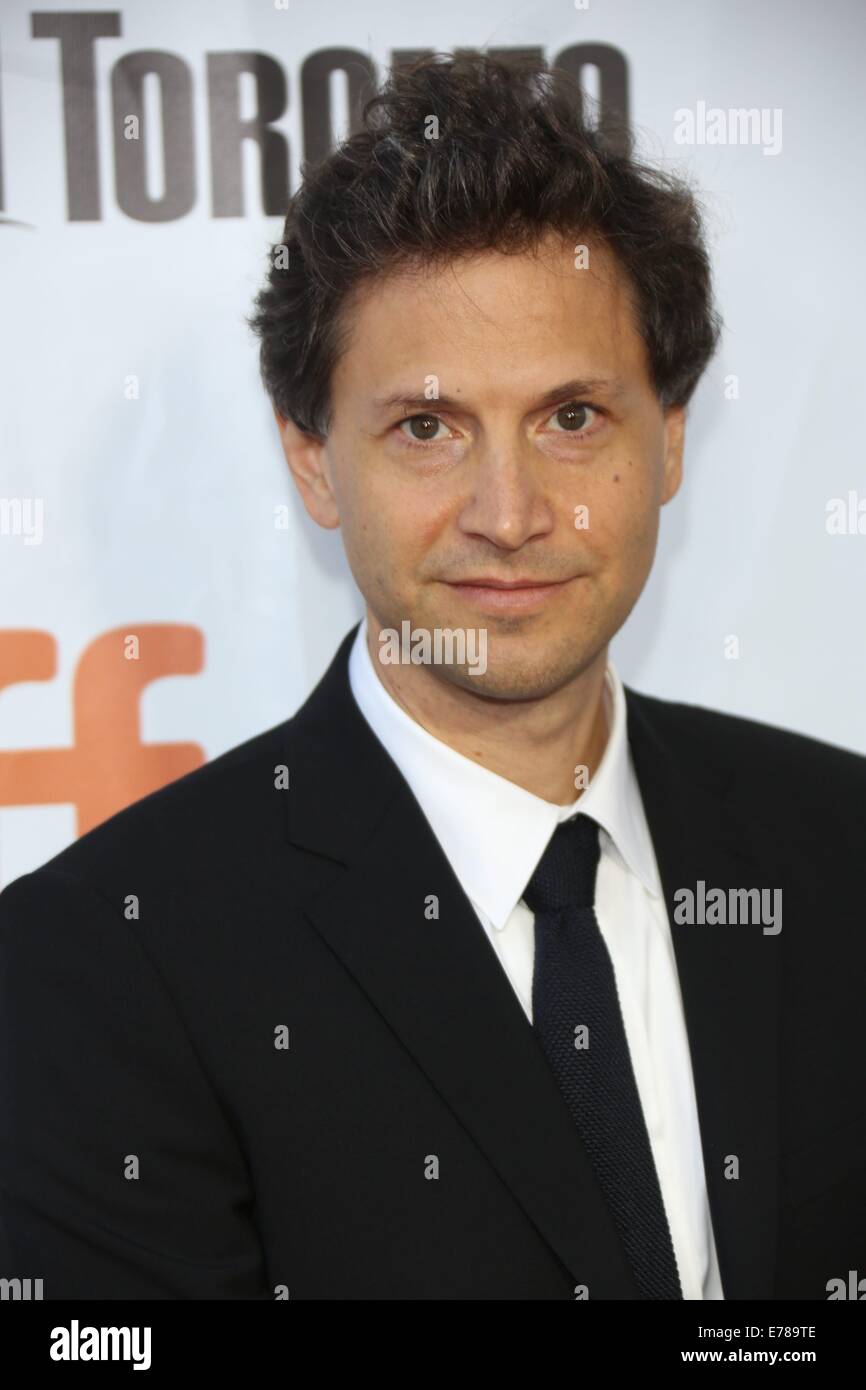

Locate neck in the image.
[364,615,610,805]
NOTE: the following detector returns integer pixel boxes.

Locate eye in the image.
[396,413,453,445]
[543,401,601,436]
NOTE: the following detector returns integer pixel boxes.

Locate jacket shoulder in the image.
[626,686,866,794]
[2,716,295,897]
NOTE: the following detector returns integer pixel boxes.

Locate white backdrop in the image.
[1,0,864,887]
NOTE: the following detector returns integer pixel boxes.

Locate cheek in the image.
[385,480,454,558]
[335,452,395,542]
[343,474,445,599]
[579,470,661,568]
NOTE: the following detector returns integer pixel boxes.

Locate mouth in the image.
[442,576,577,613]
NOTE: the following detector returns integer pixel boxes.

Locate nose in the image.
[455,439,555,550]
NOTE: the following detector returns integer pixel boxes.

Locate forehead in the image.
[332,232,649,403]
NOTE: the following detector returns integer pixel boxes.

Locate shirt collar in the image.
[347,615,662,929]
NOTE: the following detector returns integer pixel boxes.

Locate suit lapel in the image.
[280,624,639,1296]
[278,624,779,1299]
[625,688,780,1300]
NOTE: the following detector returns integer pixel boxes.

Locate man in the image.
[1,52,864,1302]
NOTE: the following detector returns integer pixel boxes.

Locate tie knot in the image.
[523,813,600,915]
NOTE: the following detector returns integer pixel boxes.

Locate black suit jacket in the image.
[1,622,865,1300]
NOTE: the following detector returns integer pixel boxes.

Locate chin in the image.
[436,645,590,703]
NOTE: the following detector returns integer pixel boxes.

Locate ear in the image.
[272,407,340,529]
[660,404,685,505]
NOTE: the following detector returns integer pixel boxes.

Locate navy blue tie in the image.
[523,813,683,1299]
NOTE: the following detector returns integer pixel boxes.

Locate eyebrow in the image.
[370,377,626,418]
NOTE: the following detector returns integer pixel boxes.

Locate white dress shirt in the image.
[347,615,724,1300]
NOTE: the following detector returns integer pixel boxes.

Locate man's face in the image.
[282,232,684,701]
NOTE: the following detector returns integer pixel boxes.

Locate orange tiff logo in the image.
[0,625,206,837]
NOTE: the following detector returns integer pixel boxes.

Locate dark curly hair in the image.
[248,50,721,438]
